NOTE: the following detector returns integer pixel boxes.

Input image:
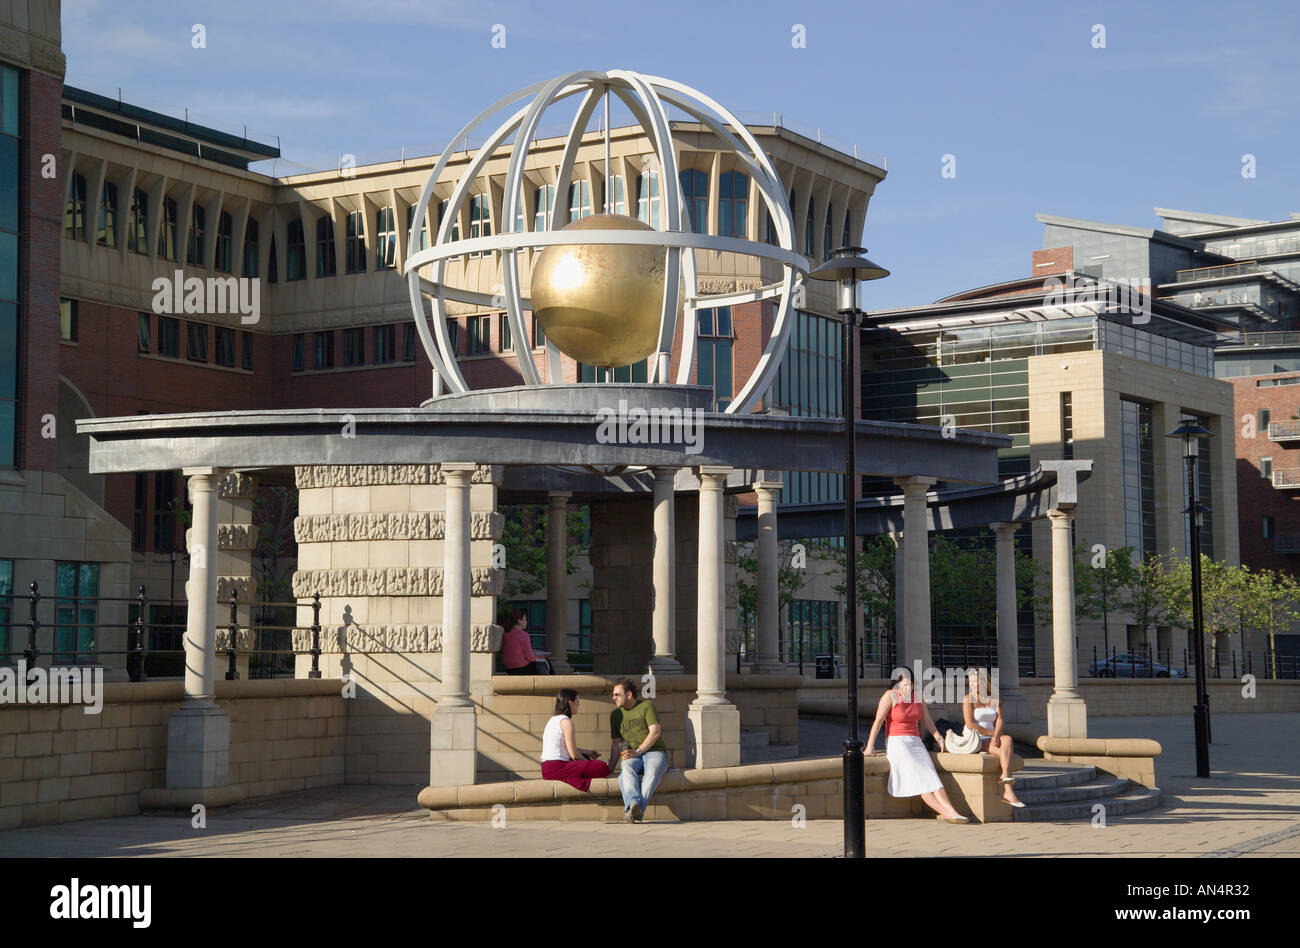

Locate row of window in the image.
[1,66,19,468]
[289,314,548,371]
[0,559,99,662]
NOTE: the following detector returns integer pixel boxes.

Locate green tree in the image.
[496,504,591,624]
[1163,554,1249,670]
[1238,568,1300,678]
[1073,545,1140,654]
[735,539,814,652]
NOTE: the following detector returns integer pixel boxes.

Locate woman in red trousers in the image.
[540,688,611,791]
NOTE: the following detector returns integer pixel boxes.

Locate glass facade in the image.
[771,309,844,504]
[0,67,17,467]
[0,558,11,658]
[54,561,98,662]
[1181,412,1214,560]
[1121,399,1157,559]
[783,599,839,663]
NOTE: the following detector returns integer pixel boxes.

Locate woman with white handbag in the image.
[960,669,1024,808]
[865,668,969,823]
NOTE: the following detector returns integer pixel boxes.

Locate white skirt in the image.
[886,735,943,797]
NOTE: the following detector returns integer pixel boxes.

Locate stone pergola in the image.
[79,383,1088,803]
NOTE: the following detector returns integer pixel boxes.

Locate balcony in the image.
[1272,468,1300,487]
[1268,421,1300,442]
[1276,534,1300,554]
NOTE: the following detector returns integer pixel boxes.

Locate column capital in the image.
[440,461,478,473]
[546,491,572,505]
[182,467,223,478]
[695,465,732,484]
[651,465,679,480]
[894,475,937,497]
[1046,508,1074,525]
[991,521,1020,538]
[753,480,784,495]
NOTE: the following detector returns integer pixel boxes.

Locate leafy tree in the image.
[1163,554,1248,669]
[735,539,815,649]
[1073,545,1140,653]
[1238,568,1300,678]
[497,504,591,624]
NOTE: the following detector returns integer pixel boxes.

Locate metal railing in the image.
[1274,533,1300,553]
[1271,468,1300,487]
[1174,262,1269,283]
[1268,421,1300,440]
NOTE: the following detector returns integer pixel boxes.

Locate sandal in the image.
[936,814,969,823]
[999,777,1016,784]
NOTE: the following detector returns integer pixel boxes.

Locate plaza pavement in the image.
[0,712,1295,858]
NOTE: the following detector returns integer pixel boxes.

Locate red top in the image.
[500,625,537,670]
[886,694,922,737]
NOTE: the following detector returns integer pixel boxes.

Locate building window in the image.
[438,200,460,243]
[697,307,734,410]
[158,196,178,260]
[376,206,397,269]
[446,319,459,355]
[343,327,364,366]
[186,322,208,362]
[286,218,306,280]
[186,204,206,265]
[1261,456,1273,479]
[316,331,335,369]
[784,600,840,663]
[636,171,661,228]
[500,313,512,352]
[469,194,491,256]
[373,324,396,363]
[533,314,544,347]
[153,471,180,551]
[533,185,557,231]
[267,234,277,283]
[241,332,253,371]
[718,172,748,239]
[823,203,833,260]
[157,315,179,357]
[804,197,815,256]
[54,562,99,662]
[214,326,236,367]
[1121,399,1157,559]
[131,476,146,553]
[128,188,148,254]
[1258,408,1271,435]
[65,173,87,240]
[59,299,77,342]
[609,174,627,216]
[138,313,150,352]
[568,180,593,223]
[0,67,17,469]
[468,315,490,355]
[403,323,417,362]
[0,558,9,658]
[242,219,259,278]
[843,212,852,248]
[765,209,778,245]
[97,181,117,247]
[316,216,336,277]
[406,205,429,250]
[345,210,366,273]
[1264,515,1275,539]
[211,211,231,272]
[292,333,304,372]
[679,170,707,234]
[1061,392,1074,460]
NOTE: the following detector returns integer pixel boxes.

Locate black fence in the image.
[0,582,316,681]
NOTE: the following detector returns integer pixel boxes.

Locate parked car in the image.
[1089,653,1186,678]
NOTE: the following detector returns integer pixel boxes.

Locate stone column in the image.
[649,467,684,674]
[1046,508,1087,738]
[687,466,740,768]
[992,522,1029,724]
[165,468,232,790]
[896,477,936,674]
[430,462,477,787]
[545,491,573,673]
[215,472,258,682]
[754,479,785,672]
[890,531,904,670]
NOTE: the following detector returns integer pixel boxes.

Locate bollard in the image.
[309,592,322,679]
[225,587,239,681]
[25,581,40,685]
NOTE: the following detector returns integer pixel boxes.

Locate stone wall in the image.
[0,679,346,830]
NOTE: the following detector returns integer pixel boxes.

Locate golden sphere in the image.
[530,213,678,368]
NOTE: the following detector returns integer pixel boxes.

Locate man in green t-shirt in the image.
[608,678,668,822]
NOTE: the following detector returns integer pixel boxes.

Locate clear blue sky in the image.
[62,0,1300,309]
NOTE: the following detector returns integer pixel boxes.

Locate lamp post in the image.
[1167,420,1212,778]
[808,246,889,858]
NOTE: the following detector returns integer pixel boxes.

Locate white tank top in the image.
[541,714,571,762]
[973,705,997,734]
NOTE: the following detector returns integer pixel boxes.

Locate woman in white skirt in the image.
[866,669,968,823]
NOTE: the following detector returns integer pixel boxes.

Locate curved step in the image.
[1015,776,1131,805]
[1012,787,1162,822]
[1012,764,1097,790]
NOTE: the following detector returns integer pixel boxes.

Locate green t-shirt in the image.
[610,699,667,755]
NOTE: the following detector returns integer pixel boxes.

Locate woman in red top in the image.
[500,610,549,675]
[865,668,968,823]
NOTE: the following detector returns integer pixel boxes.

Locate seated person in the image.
[500,609,550,675]
[608,678,668,823]
[541,688,610,791]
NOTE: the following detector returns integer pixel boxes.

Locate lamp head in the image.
[807,246,890,316]
[1167,420,1213,458]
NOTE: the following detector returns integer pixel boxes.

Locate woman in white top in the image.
[962,669,1023,807]
[540,688,610,791]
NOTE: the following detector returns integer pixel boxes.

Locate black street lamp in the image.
[1167,420,1212,778]
[808,246,889,858]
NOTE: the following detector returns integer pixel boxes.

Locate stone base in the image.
[751,659,788,675]
[685,701,740,769]
[648,655,685,675]
[139,785,245,813]
[429,703,477,787]
[998,690,1031,725]
[1046,693,1088,739]
[165,703,232,789]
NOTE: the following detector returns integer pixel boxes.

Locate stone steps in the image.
[1011,762,1161,822]
[739,730,799,763]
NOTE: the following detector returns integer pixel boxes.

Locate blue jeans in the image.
[618,750,668,812]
